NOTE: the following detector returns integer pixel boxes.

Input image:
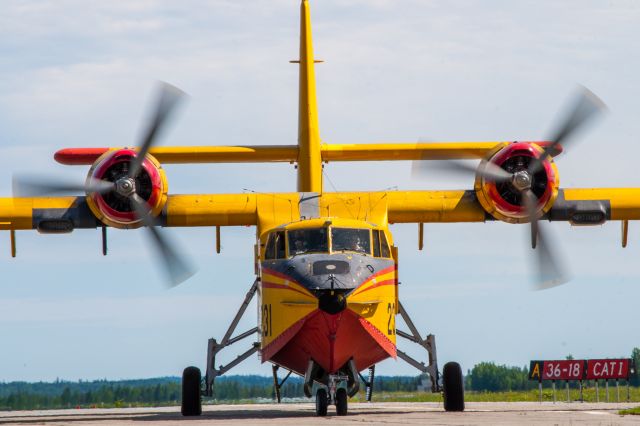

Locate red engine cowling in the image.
[474,142,559,224]
[85,149,168,229]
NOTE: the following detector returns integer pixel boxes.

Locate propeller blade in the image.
[85,178,117,194]
[13,176,114,197]
[130,193,196,287]
[531,86,606,174]
[411,159,513,182]
[479,161,514,182]
[533,225,569,290]
[128,82,186,179]
[144,224,197,288]
[547,86,606,151]
[522,189,568,290]
[130,192,155,227]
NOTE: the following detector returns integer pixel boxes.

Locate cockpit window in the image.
[275,231,286,259]
[288,228,329,255]
[380,231,391,258]
[265,231,286,260]
[371,229,391,258]
[265,234,276,259]
[372,230,381,257]
[331,228,371,255]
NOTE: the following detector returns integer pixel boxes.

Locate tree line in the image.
[0,348,637,410]
[0,375,422,410]
[0,383,181,410]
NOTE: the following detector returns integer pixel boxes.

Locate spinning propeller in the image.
[13,82,195,287]
[412,86,607,290]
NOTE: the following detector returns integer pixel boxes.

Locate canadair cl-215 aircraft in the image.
[1,0,636,417]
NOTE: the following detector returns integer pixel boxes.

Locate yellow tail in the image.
[296,0,322,193]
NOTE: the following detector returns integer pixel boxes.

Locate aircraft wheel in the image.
[315,388,328,416]
[335,388,348,416]
[181,366,202,416]
[443,361,465,412]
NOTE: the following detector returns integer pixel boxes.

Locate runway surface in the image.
[1,402,639,425]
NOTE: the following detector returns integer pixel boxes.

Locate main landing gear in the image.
[181,366,202,416]
[395,301,465,412]
[442,361,465,412]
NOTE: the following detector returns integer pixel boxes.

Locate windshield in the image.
[288,228,329,255]
[331,228,371,254]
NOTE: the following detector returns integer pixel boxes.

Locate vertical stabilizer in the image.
[296,0,322,193]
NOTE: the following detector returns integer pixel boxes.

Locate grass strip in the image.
[619,406,640,415]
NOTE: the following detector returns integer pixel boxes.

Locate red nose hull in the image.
[263,308,395,376]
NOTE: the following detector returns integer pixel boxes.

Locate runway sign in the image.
[586,359,631,380]
[530,359,634,381]
[529,360,585,381]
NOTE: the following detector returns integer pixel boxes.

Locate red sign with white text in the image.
[541,360,585,380]
[586,359,630,380]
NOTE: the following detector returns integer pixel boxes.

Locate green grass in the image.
[351,385,640,404]
[620,406,640,415]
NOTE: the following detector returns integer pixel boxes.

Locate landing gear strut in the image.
[358,365,376,402]
[181,279,260,416]
[272,364,293,403]
[328,374,349,416]
[203,279,260,400]
[395,301,465,411]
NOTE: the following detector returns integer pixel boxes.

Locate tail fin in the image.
[296,0,322,193]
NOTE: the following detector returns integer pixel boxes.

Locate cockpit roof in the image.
[259,217,382,240]
[281,217,376,231]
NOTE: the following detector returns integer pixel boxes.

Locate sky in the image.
[1,0,640,382]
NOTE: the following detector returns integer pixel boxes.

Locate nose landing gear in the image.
[315,374,350,416]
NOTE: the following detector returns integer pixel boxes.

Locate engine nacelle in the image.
[85,149,168,229]
[474,142,559,224]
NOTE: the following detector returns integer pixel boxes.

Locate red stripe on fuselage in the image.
[364,265,396,283]
[350,264,396,296]
[352,278,396,296]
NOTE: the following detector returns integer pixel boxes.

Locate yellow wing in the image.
[3,187,640,232]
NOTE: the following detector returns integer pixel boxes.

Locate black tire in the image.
[335,388,348,416]
[315,388,328,417]
[443,361,464,412]
[181,366,202,416]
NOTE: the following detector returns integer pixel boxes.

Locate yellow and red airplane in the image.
[1,0,637,418]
